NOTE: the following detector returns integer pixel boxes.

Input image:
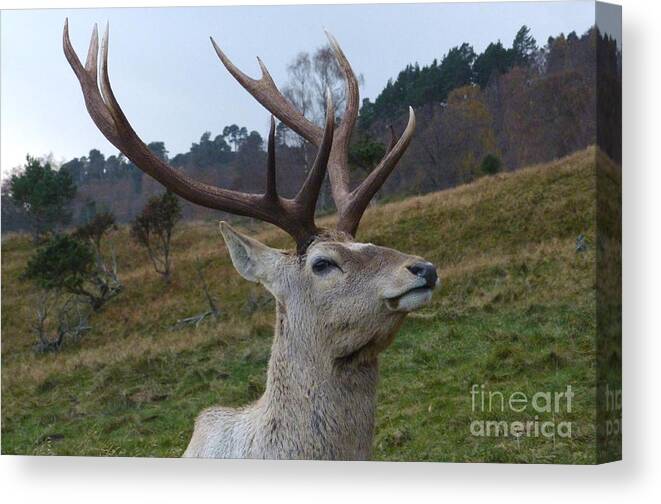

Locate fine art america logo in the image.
[469,384,574,439]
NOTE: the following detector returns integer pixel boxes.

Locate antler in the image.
[212,31,416,237]
[64,20,335,252]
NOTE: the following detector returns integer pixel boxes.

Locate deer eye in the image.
[311,258,337,275]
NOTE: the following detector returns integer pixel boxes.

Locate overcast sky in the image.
[1,1,612,175]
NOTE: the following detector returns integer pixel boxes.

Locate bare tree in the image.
[282,52,314,145]
[32,291,90,353]
[312,46,349,119]
[89,243,122,306]
[172,258,221,330]
[282,44,364,129]
[281,44,363,209]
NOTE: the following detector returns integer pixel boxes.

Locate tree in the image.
[147,141,169,162]
[358,98,377,130]
[126,162,144,194]
[282,52,314,141]
[480,154,502,175]
[279,45,362,209]
[130,191,182,282]
[311,45,348,118]
[86,149,106,179]
[9,156,77,239]
[184,131,231,168]
[438,43,476,96]
[412,85,499,188]
[104,154,126,179]
[1,170,31,233]
[282,44,363,131]
[358,43,475,129]
[222,125,248,152]
[280,53,318,174]
[473,41,514,89]
[349,135,386,173]
[512,25,537,66]
[60,157,85,184]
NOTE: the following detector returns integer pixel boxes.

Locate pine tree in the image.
[512,25,537,66]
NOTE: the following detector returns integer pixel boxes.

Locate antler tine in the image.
[265,116,277,200]
[98,23,136,140]
[63,19,118,143]
[295,91,335,216]
[210,37,323,146]
[323,30,358,206]
[324,31,359,146]
[84,23,99,83]
[337,107,416,236]
[322,32,416,237]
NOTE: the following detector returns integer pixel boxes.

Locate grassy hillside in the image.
[1,147,614,462]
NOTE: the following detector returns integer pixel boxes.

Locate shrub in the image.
[73,211,123,304]
[23,236,95,352]
[130,191,182,282]
[480,154,502,175]
[31,291,90,353]
[24,233,120,311]
[73,211,117,252]
[24,235,95,293]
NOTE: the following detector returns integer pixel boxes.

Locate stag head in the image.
[221,222,437,361]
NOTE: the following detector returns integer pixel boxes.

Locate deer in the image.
[64,20,439,460]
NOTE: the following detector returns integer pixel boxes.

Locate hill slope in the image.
[1,147,613,462]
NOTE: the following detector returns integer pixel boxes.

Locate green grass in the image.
[1,147,616,462]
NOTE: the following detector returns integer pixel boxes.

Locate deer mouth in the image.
[385,286,433,312]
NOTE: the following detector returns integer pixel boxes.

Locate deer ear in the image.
[219,221,281,284]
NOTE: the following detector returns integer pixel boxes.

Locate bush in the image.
[24,233,120,312]
[73,211,123,304]
[130,191,182,282]
[73,211,117,252]
[23,236,95,352]
[24,235,95,293]
[480,154,502,175]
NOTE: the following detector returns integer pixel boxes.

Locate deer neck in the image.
[255,302,382,460]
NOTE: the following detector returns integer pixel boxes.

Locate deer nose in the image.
[406,261,438,288]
